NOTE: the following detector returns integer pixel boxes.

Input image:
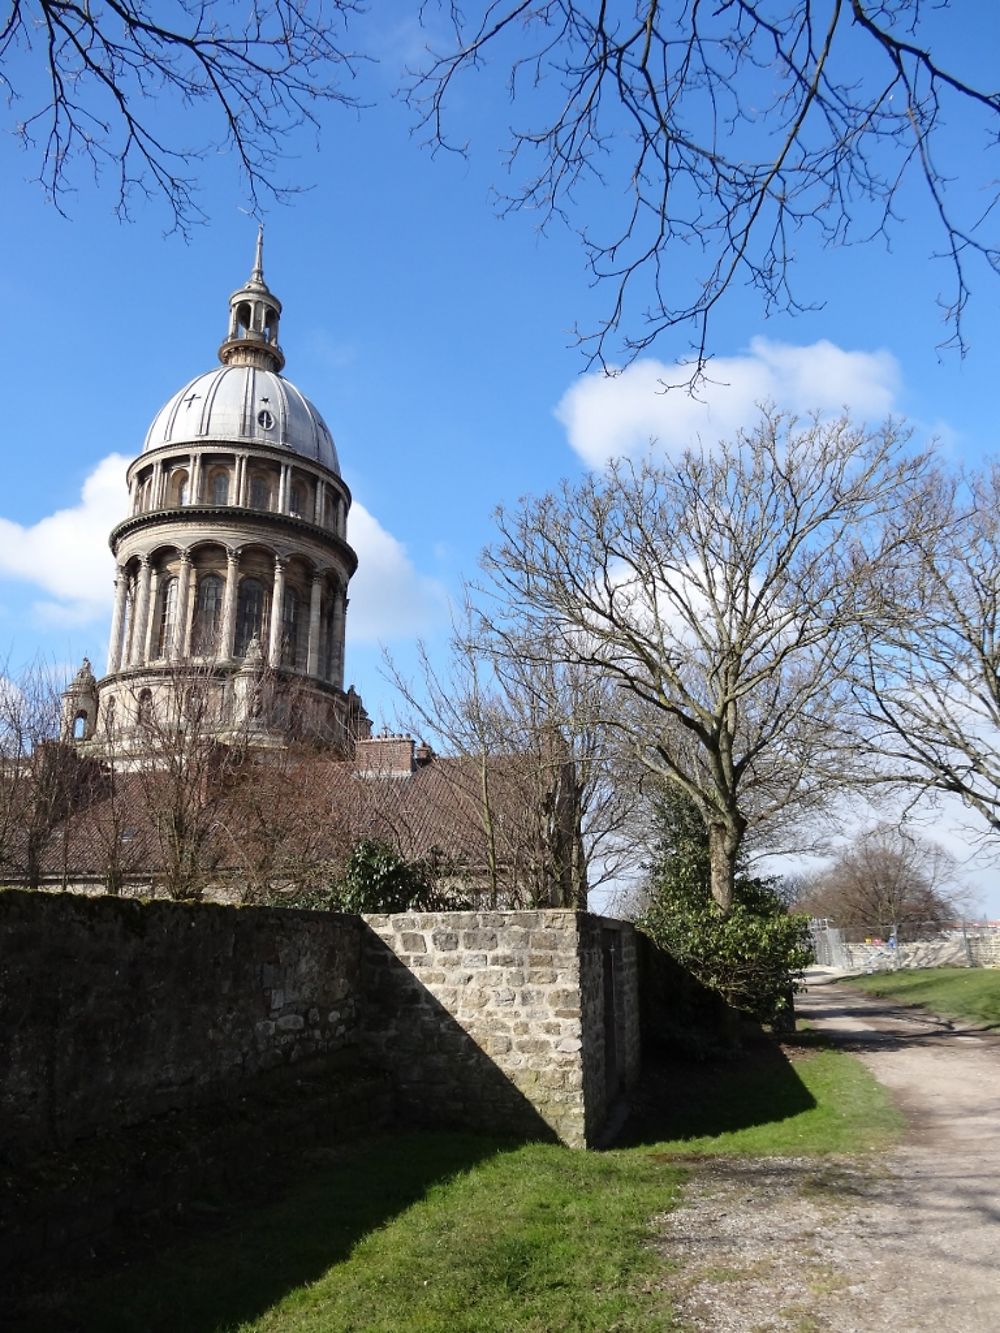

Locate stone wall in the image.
[0,890,365,1157]
[1,894,643,1294]
[362,910,640,1148]
[841,933,1000,973]
[577,916,642,1143]
[1,894,641,1159]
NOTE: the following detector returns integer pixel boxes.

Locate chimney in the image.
[355,733,416,778]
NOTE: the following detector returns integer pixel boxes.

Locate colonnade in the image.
[135,452,336,529]
[106,549,347,686]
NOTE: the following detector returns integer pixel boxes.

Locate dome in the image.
[142,365,340,475]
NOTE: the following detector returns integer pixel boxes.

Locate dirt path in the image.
[654,979,1000,1331]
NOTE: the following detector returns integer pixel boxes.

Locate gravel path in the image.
[653,979,1000,1331]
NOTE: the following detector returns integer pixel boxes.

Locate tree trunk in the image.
[708,823,738,913]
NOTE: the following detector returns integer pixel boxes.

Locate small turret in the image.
[62,658,98,742]
[218,225,285,373]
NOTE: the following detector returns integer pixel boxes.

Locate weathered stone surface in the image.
[1,896,641,1167]
[0,892,364,1159]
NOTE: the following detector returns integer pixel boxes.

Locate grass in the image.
[20,1036,901,1333]
[846,966,1000,1028]
[621,1033,902,1156]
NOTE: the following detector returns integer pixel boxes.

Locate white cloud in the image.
[0,457,445,645]
[0,454,127,622]
[555,337,903,468]
[346,502,448,643]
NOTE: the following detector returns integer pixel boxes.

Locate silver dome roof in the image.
[142,365,340,474]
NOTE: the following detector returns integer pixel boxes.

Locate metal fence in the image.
[809,920,1000,973]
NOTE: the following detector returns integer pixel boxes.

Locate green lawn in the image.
[847,966,1000,1027]
[621,1034,903,1157]
[26,1038,901,1333]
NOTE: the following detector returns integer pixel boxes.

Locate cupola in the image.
[218,226,285,373]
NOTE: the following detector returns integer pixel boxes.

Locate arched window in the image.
[249,474,272,510]
[73,712,87,740]
[156,575,179,658]
[210,470,229,505]
[235,301,252,337]
[289,480,306,519]
[171,470,190,506]
[235,577,267,657]
[192,573,224,654]
[281,586,306,668]
[137,689,154,728]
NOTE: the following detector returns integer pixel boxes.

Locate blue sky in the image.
[2,3,1000,913]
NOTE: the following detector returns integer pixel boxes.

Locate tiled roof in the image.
[7,750,553,899]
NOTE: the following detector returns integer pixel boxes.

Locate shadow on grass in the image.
[16,1131,525,1333]
[616,1025,819,1149]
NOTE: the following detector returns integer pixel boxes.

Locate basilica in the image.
[30,235,581,908]
[61,231,371,756]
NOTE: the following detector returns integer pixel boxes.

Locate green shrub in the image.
[329,838,445,914]
[638,792,813,1023]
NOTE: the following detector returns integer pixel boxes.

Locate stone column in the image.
[277,464,290,515]
[130,557,152,666]
[268,556,286,665]
[333,589,347,688]
[190,454,202,505]
[176,552,193,658]
[220,549,240,660]
[306,573,323,676]
[314,478,326,526]
[106,566,129,674]
[236,456,248,507]
[152,461,165,509]
[143,568,160,660]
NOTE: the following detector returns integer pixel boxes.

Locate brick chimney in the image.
[355,733,417,778]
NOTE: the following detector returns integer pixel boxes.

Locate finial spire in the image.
[251,223,265,286]
[219,226,285,372]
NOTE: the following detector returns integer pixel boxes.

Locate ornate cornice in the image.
[108,505,359,575]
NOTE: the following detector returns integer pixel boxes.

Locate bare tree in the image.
[857,462,1000,839]
[215,744,354,904]
[409,2,1000,371]
[481,409,933,912]
[386,604,639,907]
[794,824,963,939]
[2,0,362,230]
[125,664,248,899]
[0,658,83,888]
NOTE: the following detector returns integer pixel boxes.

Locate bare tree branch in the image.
[856,462,1000,839]
[479,407,934,910]
[407,1,1000,376]
[2,0,364,231]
